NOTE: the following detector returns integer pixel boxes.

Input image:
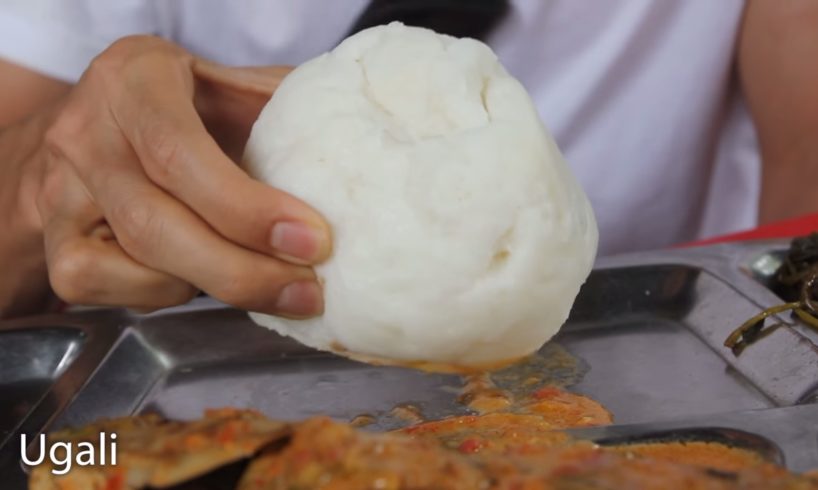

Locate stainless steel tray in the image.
[2,240,818,487]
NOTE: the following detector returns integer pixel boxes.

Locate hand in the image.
[35,36,331,317]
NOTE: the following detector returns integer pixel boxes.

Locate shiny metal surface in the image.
[0,328,83,444]
[2,240,818,487]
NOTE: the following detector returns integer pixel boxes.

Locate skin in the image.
[738,0,818,224]
[1,1,817,318]
[1,37,330,318]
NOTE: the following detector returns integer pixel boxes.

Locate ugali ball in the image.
[243,22,598,371]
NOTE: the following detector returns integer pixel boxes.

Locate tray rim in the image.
[5,238,818,481]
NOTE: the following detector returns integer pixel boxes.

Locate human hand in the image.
[35,36,330,317]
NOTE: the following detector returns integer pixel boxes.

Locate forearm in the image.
[0,106,58,318]
[759,149,818,224]
[739,0,818,225]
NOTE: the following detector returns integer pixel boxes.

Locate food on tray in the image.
[28,408,289,490]
[726,233,818,354]
[241,418,810,490]
[401,383,611,456]
[609,441,770,474]
[30,387,818,490]
[243,22,598,371]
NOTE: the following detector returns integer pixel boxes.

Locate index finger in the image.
[112,56,331,265]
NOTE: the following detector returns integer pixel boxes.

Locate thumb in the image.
[191,59,295,161]
[193,59,294,97]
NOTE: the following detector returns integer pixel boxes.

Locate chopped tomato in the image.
[103,470,125,490]
[532,386,562,400]
[458,438,484,453]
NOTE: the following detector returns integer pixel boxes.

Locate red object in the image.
[532,386,561,400]
[458,438,484,454]
[680,212,818,248]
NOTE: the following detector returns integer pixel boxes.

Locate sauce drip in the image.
[458,374,512,414]
[455,342,592,418]
[349,414,376,428]
[389,404,425,425]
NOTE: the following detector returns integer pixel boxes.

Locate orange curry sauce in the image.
[237,372,818,489]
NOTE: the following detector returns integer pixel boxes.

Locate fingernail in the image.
[270,222,327,263]
[275,280,324,317]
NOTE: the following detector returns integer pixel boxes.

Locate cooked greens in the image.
[725,233,818,354]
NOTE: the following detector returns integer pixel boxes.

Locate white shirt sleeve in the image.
[0,0,158,82]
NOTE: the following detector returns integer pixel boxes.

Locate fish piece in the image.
[29,408,290,490]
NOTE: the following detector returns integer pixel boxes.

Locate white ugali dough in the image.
[243,22,598,369]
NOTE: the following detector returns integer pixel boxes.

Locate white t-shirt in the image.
[0,0,760,256]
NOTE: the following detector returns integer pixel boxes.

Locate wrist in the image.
[14,150,45,239]
[0,108,57,317]
[15,111,57,237]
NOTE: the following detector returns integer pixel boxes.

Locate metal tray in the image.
[2,240,818,488]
